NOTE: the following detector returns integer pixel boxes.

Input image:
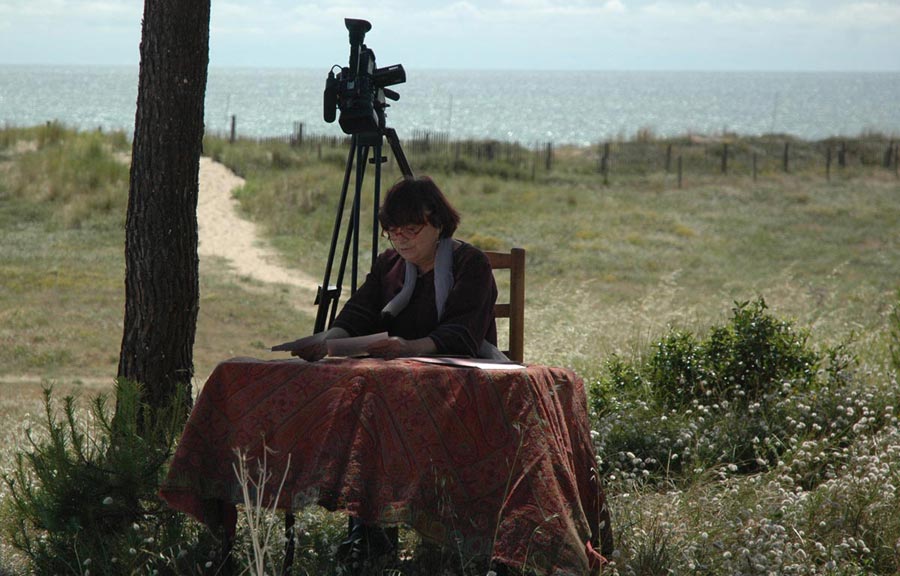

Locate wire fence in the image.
[209,117,900,184]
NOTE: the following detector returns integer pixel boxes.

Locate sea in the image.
[2,65,899,146]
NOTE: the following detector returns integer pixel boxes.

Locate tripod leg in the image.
[282,511,295,576]
[327,142,370,327]
[315,130,400,331]
[371,137,383,267]
[315,137,357,333]
[384,127,413,177]
[349,144,368,292]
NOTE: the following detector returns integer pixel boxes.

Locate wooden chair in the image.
[484,248,526,364]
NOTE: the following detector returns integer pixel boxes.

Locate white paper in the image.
[408,356,526,370]
[326,332,389,357]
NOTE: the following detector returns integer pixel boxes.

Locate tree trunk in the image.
[118,0,210,427]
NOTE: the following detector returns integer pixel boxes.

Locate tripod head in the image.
[324,18,406,135]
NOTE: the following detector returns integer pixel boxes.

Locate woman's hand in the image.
[366,336,436,359]
[271,328,349,361]
[271,333,327,361]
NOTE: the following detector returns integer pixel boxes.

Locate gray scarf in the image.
[380,239,508,360]
[381,237,455,320]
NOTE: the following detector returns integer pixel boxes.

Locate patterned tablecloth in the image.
[160,357,613,575]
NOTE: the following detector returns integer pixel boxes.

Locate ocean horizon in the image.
[2,64,899,146]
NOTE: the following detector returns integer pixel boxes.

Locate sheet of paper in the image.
[326,332,389,357]
[408,356,526,370]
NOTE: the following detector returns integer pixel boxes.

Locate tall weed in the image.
[7,126,129,229]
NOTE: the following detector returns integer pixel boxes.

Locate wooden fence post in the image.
[838,141,847,168]
[826,147,832,181]
[677,155,683,189]
[545,142,553,171]
[721,142,729,174]
[783,141,790,173]
[884,140,894,168]
[229,115,237,144]
[292,122,303,147]
[665,143,672,173]
[752,153,758,182]
[894,144,900,178]
[601,142,610,186]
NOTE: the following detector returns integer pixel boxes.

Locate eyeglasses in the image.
[381,223,426,240]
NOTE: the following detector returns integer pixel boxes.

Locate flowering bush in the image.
[590,297,900,575]
[589,298,860,480]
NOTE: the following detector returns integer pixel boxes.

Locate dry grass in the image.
[2,126,899,574]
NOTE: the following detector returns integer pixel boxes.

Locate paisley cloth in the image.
[160,357,613,575]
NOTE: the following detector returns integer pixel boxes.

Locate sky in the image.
[1,0,899,71]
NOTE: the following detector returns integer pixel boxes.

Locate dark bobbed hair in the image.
[378,176,460,239]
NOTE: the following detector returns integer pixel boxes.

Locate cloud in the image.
[637,0,900,29]
[0,0,137,26]
[423,0,626,21]
[82,1,135,17]
[639,1,808,25]
[3,0,898,69]
[0,0,65,18]
[828,1,900,27]
[2,0,134,18]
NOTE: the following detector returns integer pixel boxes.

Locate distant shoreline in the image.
[3,66,899,143]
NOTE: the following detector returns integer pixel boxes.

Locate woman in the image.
[273,175,504,361]
[272,175,505,572]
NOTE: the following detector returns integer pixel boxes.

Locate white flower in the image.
[102,496,113,506]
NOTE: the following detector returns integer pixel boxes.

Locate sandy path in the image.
[1,157,318,388]
[197,157,320,294]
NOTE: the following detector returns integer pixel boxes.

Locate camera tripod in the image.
[313,127,413,333]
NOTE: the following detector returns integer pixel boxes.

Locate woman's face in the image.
[385,220,442,271]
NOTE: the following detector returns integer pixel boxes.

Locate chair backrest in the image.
[484,248,526,363]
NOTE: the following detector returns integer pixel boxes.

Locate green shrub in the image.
[590,298,861,482]
[649,299,819,408]
[1,381,217,575]
[645,329,704,408]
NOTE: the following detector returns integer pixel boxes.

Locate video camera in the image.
[323,18,406,135]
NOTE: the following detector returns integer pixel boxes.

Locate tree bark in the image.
[118,0,210,427]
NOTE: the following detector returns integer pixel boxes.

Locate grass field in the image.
[203,134,900,373]
[2,124,899,574]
